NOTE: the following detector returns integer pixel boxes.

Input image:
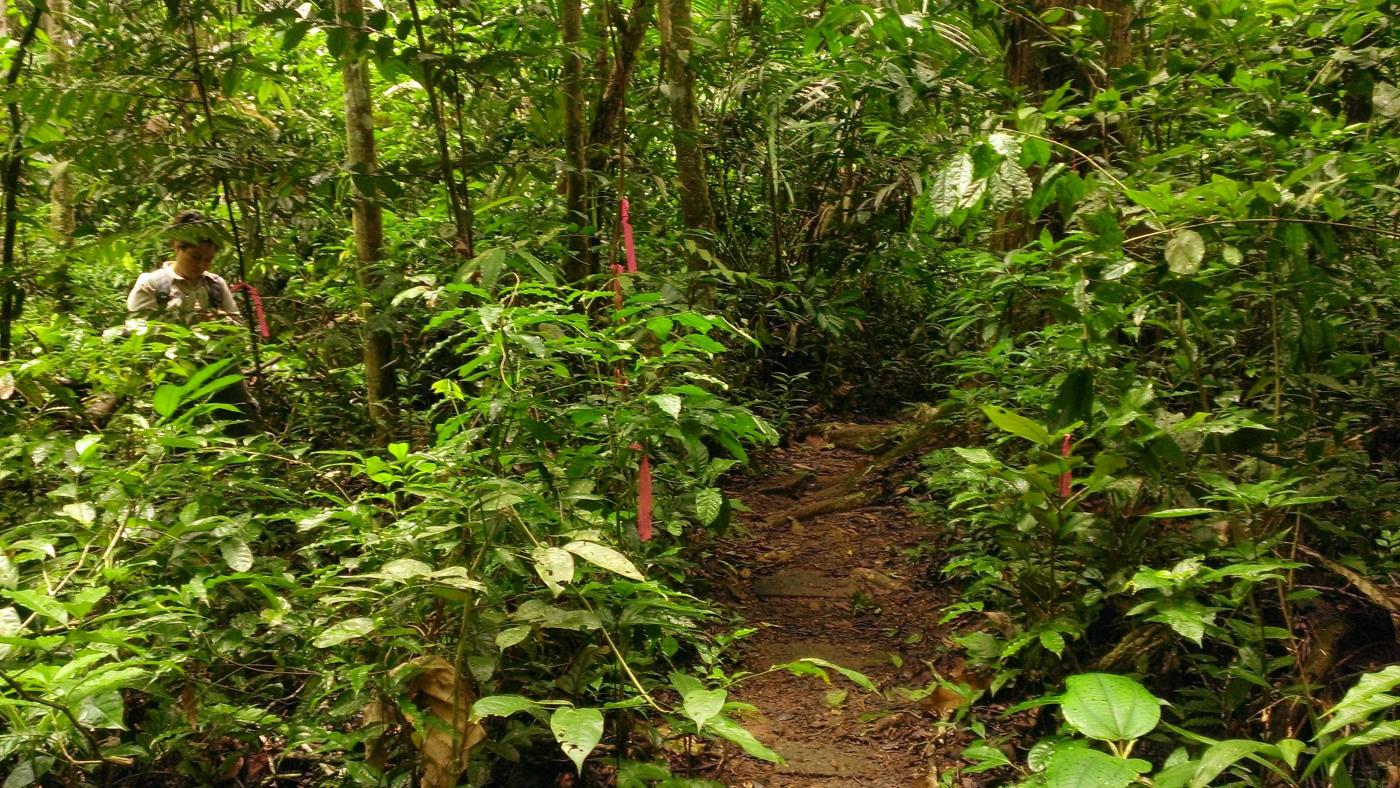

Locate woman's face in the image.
[173,240,217,275]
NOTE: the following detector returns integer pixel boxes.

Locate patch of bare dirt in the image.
[701,437,978,787]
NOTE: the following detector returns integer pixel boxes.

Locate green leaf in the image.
[551,707,605,774]
[1165,229,1206,275]
[153,383,183,418]
[4,589,69,625]
[0,555,17,589]
[495,625,531,650]
[792,657,877,691]
[533,546,576,595]
[962,743,1013,773]
[683,688,726,730]
[313,617,376,648]
[562,541,643,581]
[1146,508,1220,518]
[649,393,683,419]
[695,488,723,526]
[1061,673,1160,742]
[75,690,126,729]
[1147,598,1214,645]
[3,757,53,788]
[281,20,312,50]
[1189,740,1280,787]
[472,694,540,720]
[1319,665,1400,736]
[220,538,254,572]
[981,405,1053,445]
[375,558,434,582]
[645,316,674,340]
[706,715,781,762]
[1040,630,1066,657]
[1046,747,1140,788]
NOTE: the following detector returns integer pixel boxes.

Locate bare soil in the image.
[702,437,978,787]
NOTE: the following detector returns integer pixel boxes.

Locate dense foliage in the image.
[0,0,1397,784]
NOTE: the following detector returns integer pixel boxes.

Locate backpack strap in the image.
[204,274,228,310]
[153,274,172,311]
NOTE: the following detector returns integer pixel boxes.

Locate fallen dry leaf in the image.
[397,656,486,788]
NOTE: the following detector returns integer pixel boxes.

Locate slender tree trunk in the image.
[658,0,717,305]
[584,0,653,186]
[561,0,590,282]
[405,0,470,257]
[0,1,44,361]
[336,0,395,441]
[45,0,73,310]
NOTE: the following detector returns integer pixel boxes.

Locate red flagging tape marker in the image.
[619,200,651,541]
[1059,433,1073,499]
[632,443,653,541]
[621,197,638,274]
[230,282,270,339]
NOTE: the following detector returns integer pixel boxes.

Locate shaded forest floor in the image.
[699,434,993,787]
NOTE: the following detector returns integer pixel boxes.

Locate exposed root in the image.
[764,404,969,526]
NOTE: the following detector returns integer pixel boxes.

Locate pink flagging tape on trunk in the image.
[230,282,270,339]
[1059,433,1073,499]
[621,197,638,274]
[632,442,653,541]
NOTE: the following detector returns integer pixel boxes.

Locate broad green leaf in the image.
[962,743,1013,773]
[953,447,998,465]
[981,405,1053,445]
[793,657,877,691]
[75,690,126,729]
[645,316,673,340]
[495,625,531,650]
[0,555,16,589]
[3,757,53,788]
[1046,747,1140,788]
[1189,740,1280,787]
[563,541,643,581]
[533,546,575,595]
[313,617,376,648]
[1165,229,1206,275]
[1147,598,1214,645]
[683,688,726,731]
[1061,673,1160,742]
[69,666,150,702]
[4,589,68,625]
[551,707,605,774]
[1319,665,1400,736]
[1040,630,1066,657]
[706,715,781,762]
[220,539,254,572]
[153,384,183,418]
[472,694,541,720]
[60,502,96,525]
[695,488,723,526]
[649,393,683,419]
[376,558,434,582]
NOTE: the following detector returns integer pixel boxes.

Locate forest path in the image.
[707,436,959,788]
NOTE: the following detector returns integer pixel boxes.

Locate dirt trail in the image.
[708,438,959,787]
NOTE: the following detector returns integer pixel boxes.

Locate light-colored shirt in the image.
[126,262,240,324]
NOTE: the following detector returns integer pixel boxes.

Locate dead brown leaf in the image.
[397,656,487,788]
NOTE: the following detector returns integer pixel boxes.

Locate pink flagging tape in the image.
[1059,433,1073,499]
[621,197,637,274]
[631,442,653,541]
[230,282,270,339]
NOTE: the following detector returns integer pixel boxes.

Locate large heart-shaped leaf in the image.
[1046,747,1143,788]
[683,688,726,731]
[551,707,604,774]
[1061,673,1160,742]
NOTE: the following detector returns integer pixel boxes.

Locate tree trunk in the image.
[0,1,44,361]
[658,0,717,306]
[561,0,590,283]
[45,0,74,310]
[336,0,396,442]
[584,0,653,197]
[405,0,470,258]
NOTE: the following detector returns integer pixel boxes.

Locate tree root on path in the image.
[764,404,970,527]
